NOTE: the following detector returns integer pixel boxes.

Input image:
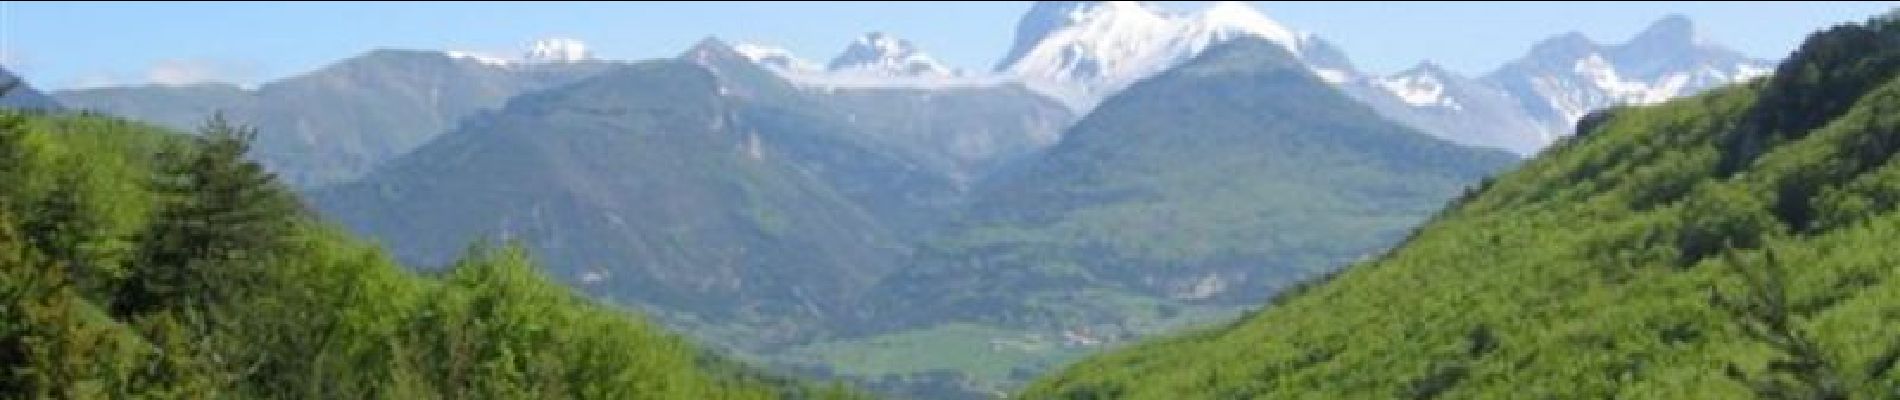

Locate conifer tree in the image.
[1715,248,1848,400]
[116,114,299,316]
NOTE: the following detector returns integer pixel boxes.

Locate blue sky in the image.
[2,1,1893,90]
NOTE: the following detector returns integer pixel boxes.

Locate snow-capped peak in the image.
[1378,61,1463,110]
[1480,14,1775,149]
[843,32,911,64]
[825,32,955,77]
[995,1,1333,110]
[1194,1,1300,49]
[524,38,593,63]
[733,43,821,73]
[722,36,1008,91]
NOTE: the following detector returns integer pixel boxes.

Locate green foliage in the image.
[1713,248,1852,400]
[0,110,857,398]
[1025,16,1900,399]
[116,114,301,315]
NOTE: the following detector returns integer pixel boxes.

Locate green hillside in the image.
[310,57,929,351]
[0,110,857,398]
[1025,13,1900,399]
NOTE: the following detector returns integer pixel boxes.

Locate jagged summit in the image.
[825,31,955,77]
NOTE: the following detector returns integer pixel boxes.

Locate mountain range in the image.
[1026,12,1900,397]
[807,37,1514,396]
[11,1,1805,398]
[10,4,1896,400]
[726,2,1770,158]
[53,44,619,187]
[1476,14,1773,151]
[41,2,1773,185]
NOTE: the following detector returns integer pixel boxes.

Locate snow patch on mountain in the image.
[1377,65,1462,110]
[730,35,1011,90]
[1312,68,1351,84]
[1483,14,1776,147]
[826,32,957,78]
[446,51,512,66]
[446,37,597,66]
[733,43,822,73]
[525,38,593,63]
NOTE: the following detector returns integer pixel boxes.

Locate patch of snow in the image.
[446,37,596,66]
[826,32,956,78]
[1377,72,1462,110]
[446,51,511,66]
[1313,68,1350,85]
[733,43,821,72]
[525,37,593,63]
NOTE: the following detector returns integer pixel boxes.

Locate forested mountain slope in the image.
[864,37,1515,331]
[0,109,857,398]
[1025,13,1900,399]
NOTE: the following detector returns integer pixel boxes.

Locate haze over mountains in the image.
[14,1,1808,398]
[53,44,619,187]
[732,1,1771,156]
[45,2,1773,189]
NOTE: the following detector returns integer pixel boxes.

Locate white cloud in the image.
[55,58,259,90]
[144,58,255,86]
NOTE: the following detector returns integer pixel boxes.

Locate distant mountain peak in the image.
[1526,32,1600,60]
[1400,60,1451,76]
[996,1,1161,72]
[1483,13,1774,148]
[524,37,593,63]
[1630,13,1698,47]
[1618,14,1723,62]
[682,36,745,65]
[826,31,955,77]
[1195,1,1301,45]
[845,32,907,58]
[0,65,61,111]
[996,0,1328,109]
[1378,60,1463,110]
[733,42,821,73]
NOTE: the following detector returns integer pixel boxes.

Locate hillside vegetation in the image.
[0,109,858,398]
[1025,13,1900,399]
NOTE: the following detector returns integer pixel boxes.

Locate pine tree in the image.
[0,109,41,197]
[1714,248,1848,400]
[21,165,124,302]
[115,114,300,316]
